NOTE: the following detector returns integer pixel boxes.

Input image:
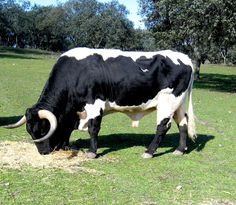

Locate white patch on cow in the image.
[132,121,140,128]
[61,47,193,68]
[155,50,193,67]
[179,115,188,126]
[174,105,187,126]
[173,150,184,156]
[156,90,187,125]
[78,120,88,131]
[76,87,188,131]
[85,99,105,119]
[77,99,105,131]
[140,68,149,73]
[142,152,153,159]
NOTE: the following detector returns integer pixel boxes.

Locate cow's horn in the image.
[4,116,26,128]
[33,110,57,143]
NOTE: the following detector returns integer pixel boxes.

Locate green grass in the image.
[0,48,236,205]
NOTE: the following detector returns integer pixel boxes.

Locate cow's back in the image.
[60,48,193,107]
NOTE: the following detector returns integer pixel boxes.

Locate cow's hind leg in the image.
[142,92,185,159]
[142,117,172,158]
[173,105,188,155]
[87,114,102,159]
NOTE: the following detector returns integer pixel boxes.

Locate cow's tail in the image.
[187,68,197,141]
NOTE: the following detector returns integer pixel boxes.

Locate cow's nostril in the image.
[39,150,50,155]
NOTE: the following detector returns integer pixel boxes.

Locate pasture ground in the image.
[0,47,235,205]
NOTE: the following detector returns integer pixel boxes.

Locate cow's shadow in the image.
[71,133,214,157]
[0,117,214,157]
[0,116,23,126]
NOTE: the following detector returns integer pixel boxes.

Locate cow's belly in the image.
[76,88,180,131]
[105,100,156,112]
[77,107,155,131]
[77,98,158,131]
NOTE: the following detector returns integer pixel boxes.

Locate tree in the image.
[1,0,138,51]
[130,29,156,51]
[28,5,69,51]
[1,0,31,47]
[0,0,8,45]
[64,0,101,48]
[99,0,135,49]
[64,0,135,49]
[209,0,236,65]
[0,0,35,48]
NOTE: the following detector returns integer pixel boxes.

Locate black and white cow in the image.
[5,47,196,158]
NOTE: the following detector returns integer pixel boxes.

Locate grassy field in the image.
[0,47,235,205]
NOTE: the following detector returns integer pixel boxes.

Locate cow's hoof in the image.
[61,142,70,150]
[87,152,97,159]
[142,153,153,159]
[62,146,70,151]
[173,150,184,156]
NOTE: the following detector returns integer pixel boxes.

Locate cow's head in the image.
[5,108,76,155]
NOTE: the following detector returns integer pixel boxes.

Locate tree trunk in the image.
[193,46,202,80]
[195,58,201,80]
[15,35,18,48]
[221,49,228,65]
[7,36,10,46]
[223,57,226,65]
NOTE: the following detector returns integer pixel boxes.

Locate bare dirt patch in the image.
[0,140,102,174]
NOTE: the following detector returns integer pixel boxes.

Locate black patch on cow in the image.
[87,111,103,154]
[176,124,188,152]
[135,56,153,71]
[51,54,192,107]
[146,117,171,155]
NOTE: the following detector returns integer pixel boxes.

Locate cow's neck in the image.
[36,83,71,115]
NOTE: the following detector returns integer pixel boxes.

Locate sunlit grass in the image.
[0,48,235,205]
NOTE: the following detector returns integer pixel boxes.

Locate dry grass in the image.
[0,140,96,173]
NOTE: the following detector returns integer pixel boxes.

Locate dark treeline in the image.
[0,0,236,73]
[0,0,154,51]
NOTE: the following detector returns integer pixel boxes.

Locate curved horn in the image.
[33,110,57,143]
[4,116,26,128]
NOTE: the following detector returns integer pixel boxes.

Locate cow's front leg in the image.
[87,115,102,159]
[142,118,171,158]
